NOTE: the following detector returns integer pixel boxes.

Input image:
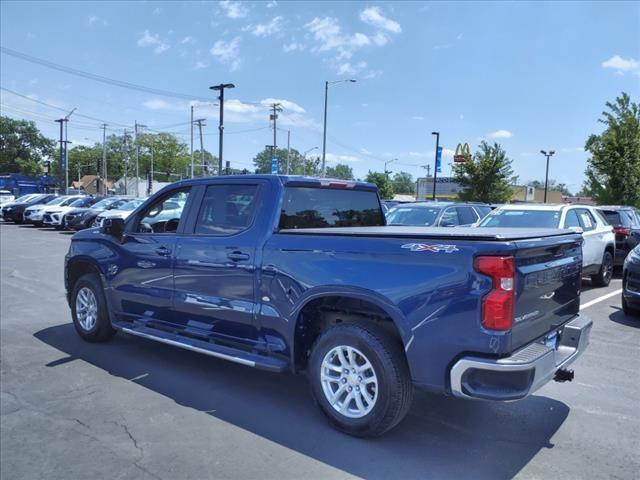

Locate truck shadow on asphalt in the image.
[35,323,569,480]
[609,307,640,328]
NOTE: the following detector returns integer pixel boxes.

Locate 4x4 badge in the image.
[401,243,459,253]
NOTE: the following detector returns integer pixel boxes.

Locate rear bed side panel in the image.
[260,233,518,391]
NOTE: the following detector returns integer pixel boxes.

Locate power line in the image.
[1,86,131,127]
[1,47,214,102]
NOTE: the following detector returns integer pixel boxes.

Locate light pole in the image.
[321,79,356,177]
[210,83,235,176]
[303,146,319,176]
[431,131,440,200]
[540,150,555,203]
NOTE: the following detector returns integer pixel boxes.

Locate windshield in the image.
[69,197,94,208]
[45,197,67,206]
[13,194,34,202]
[387,206,441,226]
[120,199,144,211]
[479,209,561,228]
[90,198,118,209]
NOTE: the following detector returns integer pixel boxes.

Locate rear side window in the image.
[194,184,259,235]
[479,210,561,228]
[279,187,384,229]
[576,209,596,231]
[457,206,479,225]
[475,206,492,218]
[439,207,461,226]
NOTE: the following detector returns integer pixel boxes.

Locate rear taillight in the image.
[474,255,515,331]
[614,227,631,237]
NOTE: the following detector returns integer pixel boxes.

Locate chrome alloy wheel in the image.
[75,287,98,331]
[320,345,378,418]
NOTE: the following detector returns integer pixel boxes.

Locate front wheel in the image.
[309,323,413,437]
[71,273,116,342]
[591,251,613,287]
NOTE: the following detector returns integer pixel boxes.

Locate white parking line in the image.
[580,289,623,310]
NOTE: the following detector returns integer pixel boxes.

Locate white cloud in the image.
[219,1,248,19]
[137,30,170,54]
[193,61,208,70]
[359,6,401,33]
[181,35,195,44]
[266,0,277,7]
[260,98,305,114]
[409,151,423,157]
[283,41,304,53]
[326,153,361,163]
[87,15,108,27]
[244,16,283,37]
[602,55,640,76]
[305,17,371,60]
[412,116,424,121]
[371,32,389,46]
[360,147,372,154]
[487,129,513,139]
[337,61,367,76]
[143,99,177,110]
[210,37,242,71]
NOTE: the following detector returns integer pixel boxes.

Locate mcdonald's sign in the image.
[454,143,471,163]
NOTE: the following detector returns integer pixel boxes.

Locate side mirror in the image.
[101,217,125,239]
[568,226,584,234]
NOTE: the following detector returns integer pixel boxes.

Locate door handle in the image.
[155,246,172,257]
[227,251,250,261]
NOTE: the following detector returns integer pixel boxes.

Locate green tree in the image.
[0,116,56,175]
[583,92,640,207]
[253,147,321,175]
[453,141,514,203]
[325,163,354,180]
[137,132,191,181]
[527,179,572,196]
[392,171,415,194]
[365,171,395,199]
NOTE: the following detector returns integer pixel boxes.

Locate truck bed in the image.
[279,225,573,241]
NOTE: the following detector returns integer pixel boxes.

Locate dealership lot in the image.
[1,223,638,480]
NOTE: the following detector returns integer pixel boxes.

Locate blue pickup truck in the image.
[64,175,592,436]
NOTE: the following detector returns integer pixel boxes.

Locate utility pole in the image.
[123,129,129,195]
[55,118,64,192]
[423,164,431,177]
[209,83,235,175]
[134,121,139,197]
[540,150,555,203]
[194,118,206,175]
[321,79,357,178]
[190,104,194,178]
[384,158,397,178]
[431,131,440,200]
[62,108,75,194]
[270,103,282,150]
[148,141,154,195]
[286,129,291,175]
[101,124,108,195]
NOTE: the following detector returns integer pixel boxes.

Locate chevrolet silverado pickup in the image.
[64,175,592,437]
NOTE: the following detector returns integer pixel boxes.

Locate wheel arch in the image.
[288,287,409,372]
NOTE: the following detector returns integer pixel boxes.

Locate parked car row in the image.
[384,201,640,289]
[0,193,144,231]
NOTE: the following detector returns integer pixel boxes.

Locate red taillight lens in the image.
[614,227,631,237]
[474,256,515,331]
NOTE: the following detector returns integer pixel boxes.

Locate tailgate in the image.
[510,234,582,350]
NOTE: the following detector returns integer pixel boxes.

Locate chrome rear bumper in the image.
[450,314,592,400]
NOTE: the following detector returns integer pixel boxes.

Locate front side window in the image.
[136,189,190,234]
[279,187,383,229]
[563,209,581,228]
[194,184,259,236]
[439,207,461,226]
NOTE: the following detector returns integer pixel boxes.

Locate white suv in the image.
[479,204,616,287]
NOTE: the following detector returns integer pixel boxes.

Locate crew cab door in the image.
[172,181,263,347]
[109,187,192,326]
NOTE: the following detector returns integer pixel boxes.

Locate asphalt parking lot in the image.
[1,222,639,480]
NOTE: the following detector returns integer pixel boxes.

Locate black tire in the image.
[54,224,64,230]
[13,214,23,224]
[71,273,116,342]
[591,251,613,287]
[308,322,413,437]
[622,294,640,316]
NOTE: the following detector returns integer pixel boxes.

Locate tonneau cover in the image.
[278,226,575,241]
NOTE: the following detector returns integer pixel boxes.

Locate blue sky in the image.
[1,1,639,191]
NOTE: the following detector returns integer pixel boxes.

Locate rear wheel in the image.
[591,251,613,287]
[308,322,413,437]
[71,273,116,342]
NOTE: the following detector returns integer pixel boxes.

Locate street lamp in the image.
[540,150,555,203]
[431,131,440,200]
[210,83,235,176]
[321,79,356,178]
[303,146,319,176]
